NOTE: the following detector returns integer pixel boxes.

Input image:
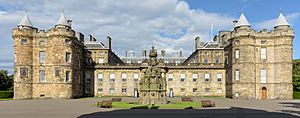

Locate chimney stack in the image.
[88,34,93,42]
[125,50,128,57]
[77,32,84,42]
[161,50,166,57]
[67,20,72,27]
[142,49,147,57]
[179,49,183,57]
[195,37,200,50]
[233,20,238,27]
[107,36,111,50]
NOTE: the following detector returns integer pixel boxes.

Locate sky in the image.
[0,0,299,75]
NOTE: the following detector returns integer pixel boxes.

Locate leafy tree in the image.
[0,70,13,91]
[293,59,300,91]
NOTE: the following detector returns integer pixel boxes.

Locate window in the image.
[54,68,60,77]
[180,74,185,82]
[204,73,210,82]
[98,74,103,83]
[261,40,267,45]
[261,69,266,83]
[122,88,127,93]
[215,51,220,55]
[205,88,210,93]
[40,40,45,46]
[39,70,45,82]
[20,68,27,78]
[137,60,142,63]
[217,74,222,82]
[98,58,104,64]
[127,60,131,63]
[98,51,104,55]
[204,59,208,64]
[39,51,45,63]
[133,73,139,79]
[65,39,71,46]
[85,73,91,83]
[225,56,228,65]
[134,74,139,83]
[66,71,70,82]
[109,73,115,83]
[109,88,115,93]
[193,88,198,93]
[98,88,103,93]
[180,88,185,93]
[175,60,180,64]
[235,69,240,81]
[192,74,198,82]
[168,74,173,81]
[215,58,220,64]
[122,73,127,82]
[21,39,27,45]
[261,48,267,60]
[204,52,209,55]
[217,88,222,93]
[66,52,71,62]
[164,60,169,63]
[235,49,240,59]
[86,88,91,93]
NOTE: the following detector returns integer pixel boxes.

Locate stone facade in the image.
[13,12,293,100]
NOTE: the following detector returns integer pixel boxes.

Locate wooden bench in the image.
[111,98,122,102]
[97,100,112,108]
[201,100,215,107]
[181,97,193,102]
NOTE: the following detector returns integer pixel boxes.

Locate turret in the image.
[55,11,71,28]
[274,13,290,30]
[234,13,251,30]
[18,11,35,29]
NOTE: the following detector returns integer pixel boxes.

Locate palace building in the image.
[12,12,293,100]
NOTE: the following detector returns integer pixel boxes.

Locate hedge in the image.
[0,91,13,98]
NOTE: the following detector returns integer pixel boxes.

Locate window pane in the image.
[235,70,240,80]
[133,74,139,79]
[66,71,70,82]
[39,70,45,82]
[122,73,127,79]
[261,69,266,83]
[39,51,45,63]
[235,50,240,59]
[98,58,104,63]
[261,48,267,60]
[66,53,71,62]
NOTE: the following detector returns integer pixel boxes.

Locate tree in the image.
[0,70,13,91]
[293,59,300,91]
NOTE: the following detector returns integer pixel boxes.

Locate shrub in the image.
[0,91,13,98]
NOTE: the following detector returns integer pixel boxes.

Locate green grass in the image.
[293,92,300,99]
[0,98,13,101]
[109,102,201,109]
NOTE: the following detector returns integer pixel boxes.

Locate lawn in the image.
[293,92,300,99]
[110,102,201,109]
[0,98,13,101]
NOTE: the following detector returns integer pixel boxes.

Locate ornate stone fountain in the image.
[139,46,167,105]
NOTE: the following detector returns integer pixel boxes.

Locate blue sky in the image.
[0,0,299,75]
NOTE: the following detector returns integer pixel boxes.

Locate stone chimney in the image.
[179,49,183,57]
[125,50,128,57]
[88,34,93,42]
[67,20,72,27]
[142,49,147,57]
[233,20,238,27]
[107,36,111,50]
[195,37,200,50]
[77,32,84,42]
[161,50,166,57]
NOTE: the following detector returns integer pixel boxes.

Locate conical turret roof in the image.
[18,11,33,27]
[274,13,289,27]
[235,13,250,28]
[56,11,70,27]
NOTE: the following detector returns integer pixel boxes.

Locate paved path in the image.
[0,97,300,118]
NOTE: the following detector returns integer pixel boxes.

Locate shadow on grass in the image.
[78,107,299,118]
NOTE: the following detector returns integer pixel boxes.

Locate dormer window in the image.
[21,39,27,45]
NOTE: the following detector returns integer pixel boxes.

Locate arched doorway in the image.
[261,87,267,100]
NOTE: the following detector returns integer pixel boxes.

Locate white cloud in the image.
[0,0,235,74]
[256,12,300,30]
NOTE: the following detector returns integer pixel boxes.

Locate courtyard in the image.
[1,97,300,118]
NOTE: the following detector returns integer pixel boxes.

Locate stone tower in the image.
[225,13,293,99]
[13,11,84,99]
[139,46,167,105]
